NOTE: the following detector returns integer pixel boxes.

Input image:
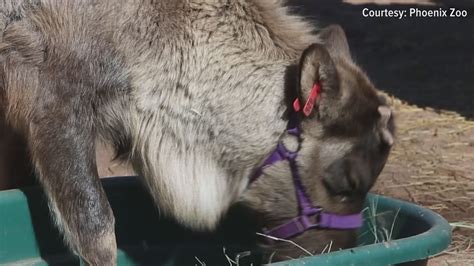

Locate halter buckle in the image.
[301,207,323,228]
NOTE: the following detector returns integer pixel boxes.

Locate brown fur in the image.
[0,1,394,264]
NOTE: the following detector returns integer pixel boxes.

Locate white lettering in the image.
[450,8,468,17]
[363,8,369,17]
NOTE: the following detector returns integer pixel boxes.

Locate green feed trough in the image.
[0,176,451,266]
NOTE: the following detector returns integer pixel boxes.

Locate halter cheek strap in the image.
[249,83,362,240]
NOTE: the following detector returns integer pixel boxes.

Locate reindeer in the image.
[0,0,394,264]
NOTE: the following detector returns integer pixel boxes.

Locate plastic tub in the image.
[0,176,451,265]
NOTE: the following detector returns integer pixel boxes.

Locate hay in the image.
[320,240,333,254]
[222,247,252,266]
[195,256,206,266]
[256,232,313,256]
[450,222,474,231]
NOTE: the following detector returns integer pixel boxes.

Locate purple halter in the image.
[249,106,362,240]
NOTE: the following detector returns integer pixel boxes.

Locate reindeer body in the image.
[0,1,394,264]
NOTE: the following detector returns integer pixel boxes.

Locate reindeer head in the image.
[242,25,395,261]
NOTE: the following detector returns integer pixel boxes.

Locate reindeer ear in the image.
[297,43,338,118]
[318,25,351,60]
[378,106,394,146]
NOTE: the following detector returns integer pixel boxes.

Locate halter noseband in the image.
[249,83,362,240]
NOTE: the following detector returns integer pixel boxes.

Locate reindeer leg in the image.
[28,109,116,265]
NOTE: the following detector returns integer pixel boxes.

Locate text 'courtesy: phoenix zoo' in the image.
[362,7,469,20]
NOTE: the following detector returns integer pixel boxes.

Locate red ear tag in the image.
[303,83,321,116]
[293,98,301,112]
